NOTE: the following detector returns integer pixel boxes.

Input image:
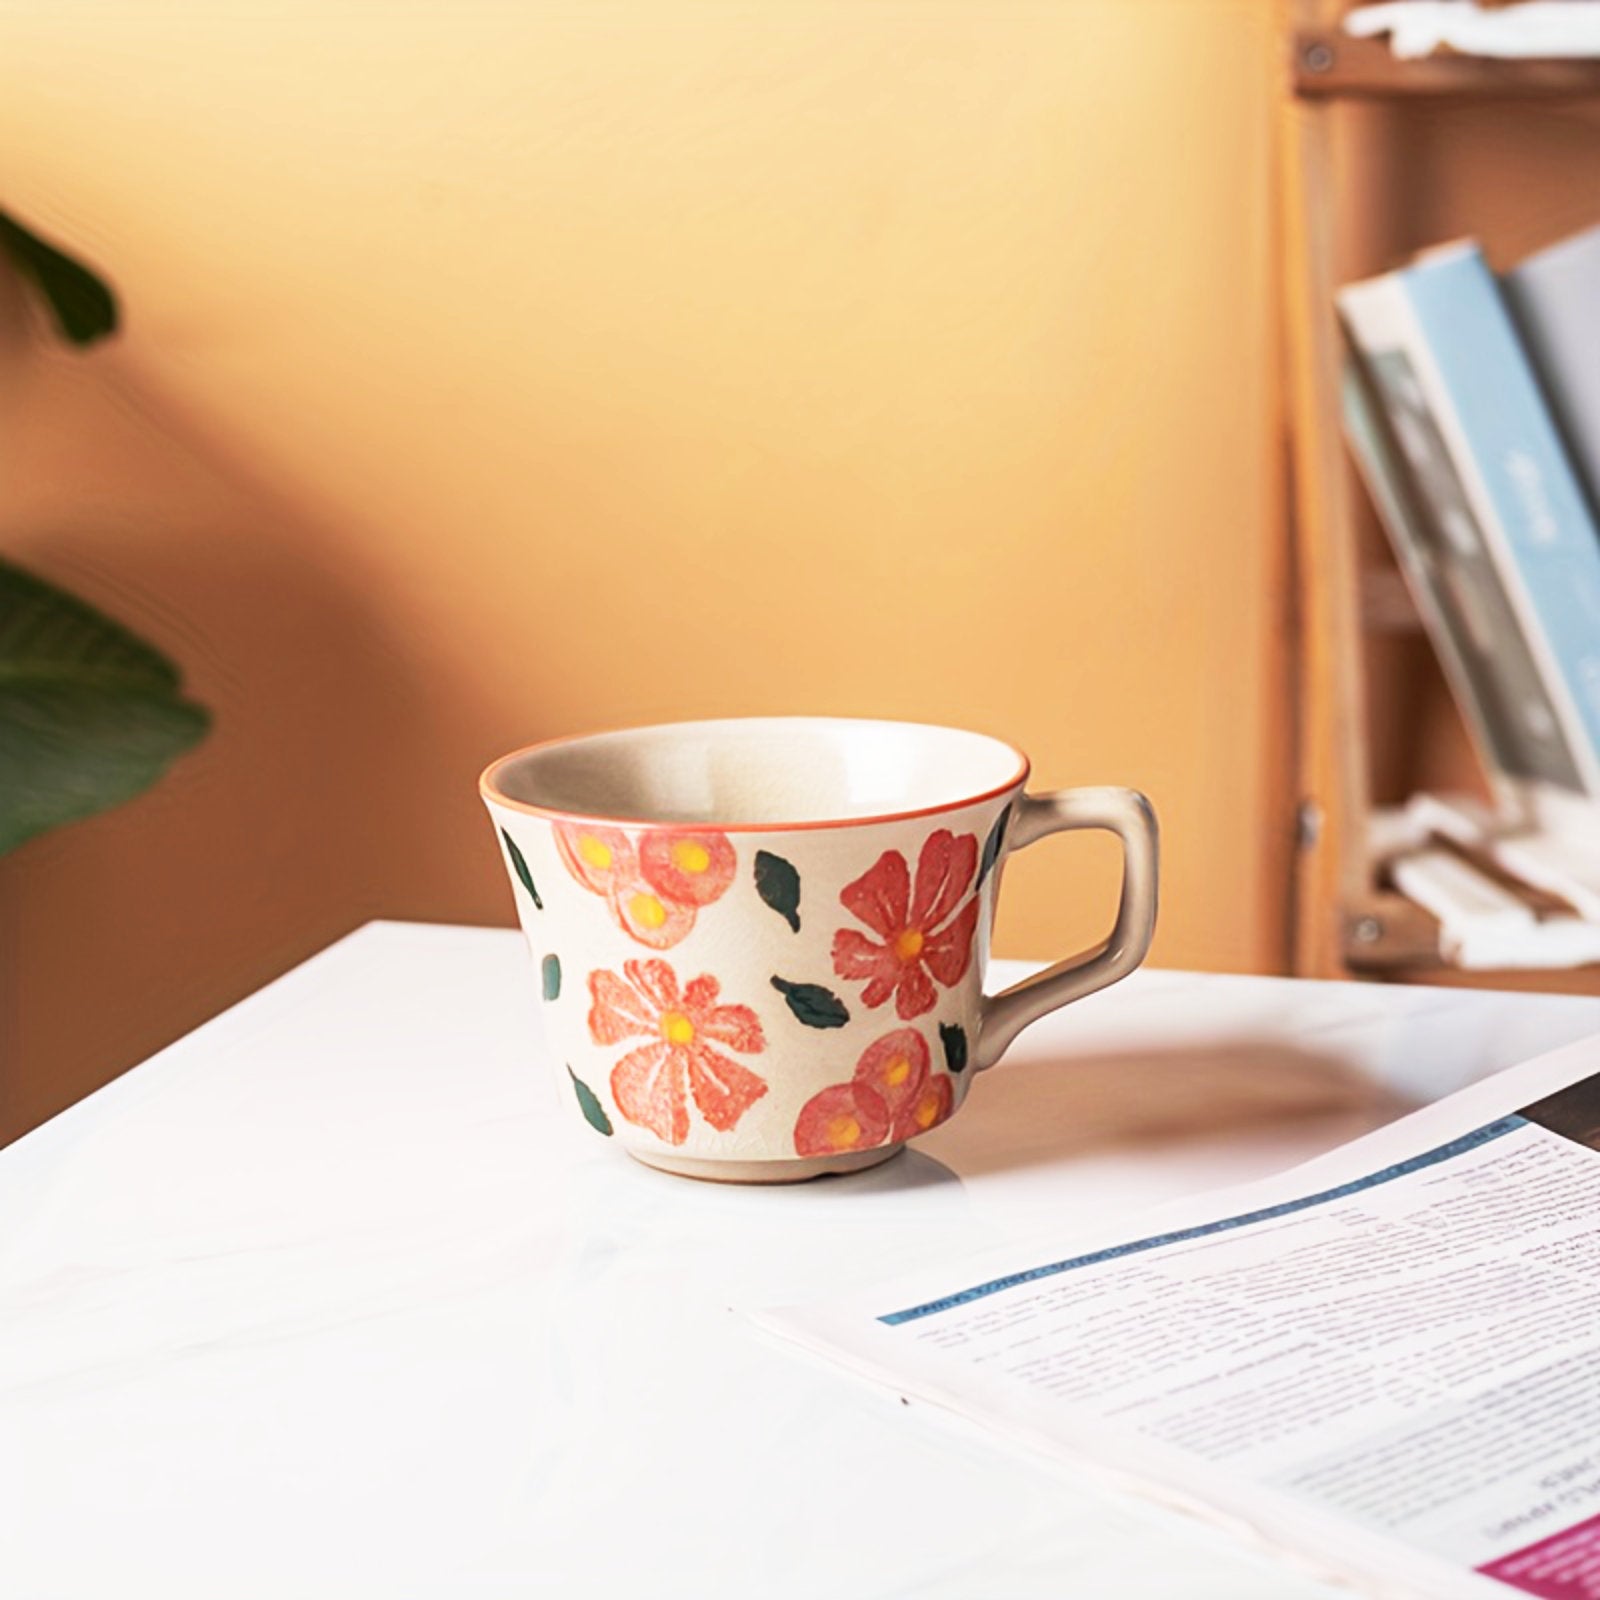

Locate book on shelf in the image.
[1338,239,1600,883]
[1504,223,1600,531]
[1339,357,1579,806]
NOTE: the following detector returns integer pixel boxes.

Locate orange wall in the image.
[0,2,1285,1141]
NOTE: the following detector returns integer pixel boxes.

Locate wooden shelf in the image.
[1341,891,1445,971]
[1340,893,1600,993]
[1292,27,1600,102]
[1277,3,1600,992]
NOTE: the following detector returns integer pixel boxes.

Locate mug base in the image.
[628,1142,906,1185]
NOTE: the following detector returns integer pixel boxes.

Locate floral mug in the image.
[481,717,1158,1183]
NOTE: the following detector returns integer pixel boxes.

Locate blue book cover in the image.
[1399,245,1600,770]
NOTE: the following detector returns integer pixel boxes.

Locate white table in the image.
[5,923,1599,1599]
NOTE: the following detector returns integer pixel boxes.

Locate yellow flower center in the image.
[825,1114,861,1148]
[884,1057,911,1087]
[894,929,925,962]
[629,893,668,930]
[671,840,711,874]
[914,1092,940,1129]
[578,835,613,870]
[661,1010,695,1046]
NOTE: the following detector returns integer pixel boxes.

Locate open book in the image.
[757,1036,1600,1599]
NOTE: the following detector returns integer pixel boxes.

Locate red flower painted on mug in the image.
[609,881,696,949]
[793,1082,889,1157]
[830,829,980,1020]
[639,830,737,907]
[794,1027,954,1157]
[852,1028,952,1140]
[588,959,767,1145]
[555,823,637,895]
[555,822,734,949]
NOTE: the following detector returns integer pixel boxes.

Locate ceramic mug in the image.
[481,717,1158,1183]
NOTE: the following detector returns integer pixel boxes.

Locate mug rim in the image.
[479,715,1030,834]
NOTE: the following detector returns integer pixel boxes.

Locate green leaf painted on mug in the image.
[771,976,850,1030]
[501,828,543,909]
[542,953,562,1001]
[754,849,801,932]
[939,1021,969,1074]
[569,1066,613,1136]
[976,803,1012,890]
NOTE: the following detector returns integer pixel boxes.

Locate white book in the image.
[1343,361,1544,820]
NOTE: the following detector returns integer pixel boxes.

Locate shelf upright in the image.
[1278,1,1600,982]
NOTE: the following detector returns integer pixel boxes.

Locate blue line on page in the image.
[877,1115,1529,1326]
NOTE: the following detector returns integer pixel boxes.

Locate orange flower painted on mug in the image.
[555,823,636,895]
[793,1027,953,1157]
[792,1083,889,1157]
[831,829,980,1020]
[588,959,767,1145]
[555,822,734,949]
[639,830,737,907]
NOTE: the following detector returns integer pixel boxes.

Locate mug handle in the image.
[974,786,1159,1072]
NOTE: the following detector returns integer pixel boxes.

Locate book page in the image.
[759,1037,1600,1600]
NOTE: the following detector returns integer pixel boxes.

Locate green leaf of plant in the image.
[501,828,543,908]
[754,848,801,932]
[976,802,1013,890]
[542,953,561,1001]
[939,1021,969,1074]
[770,976,850,1030]
[0,210,118,346]
[568,1066,613,1136]
[0,558,209,855]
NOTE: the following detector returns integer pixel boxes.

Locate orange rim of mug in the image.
[478,718,1031,835]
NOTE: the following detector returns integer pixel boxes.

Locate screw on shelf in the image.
[1352,916,1383,946]
[1295,801,1323,851]
[1301,39,1336,76]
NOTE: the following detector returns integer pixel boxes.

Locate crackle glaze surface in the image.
[484,791,1018,1175]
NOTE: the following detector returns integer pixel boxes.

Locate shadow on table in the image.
[928,1039,1407,1178]
[813,1148,961,1196]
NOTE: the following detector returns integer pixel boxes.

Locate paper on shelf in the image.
[1493,832,1600,923]
[1375,797,1600,966]
[1387,847,1600,967]
[1346,3,1600,61]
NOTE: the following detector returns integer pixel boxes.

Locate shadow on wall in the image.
[0,351,529,1143]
